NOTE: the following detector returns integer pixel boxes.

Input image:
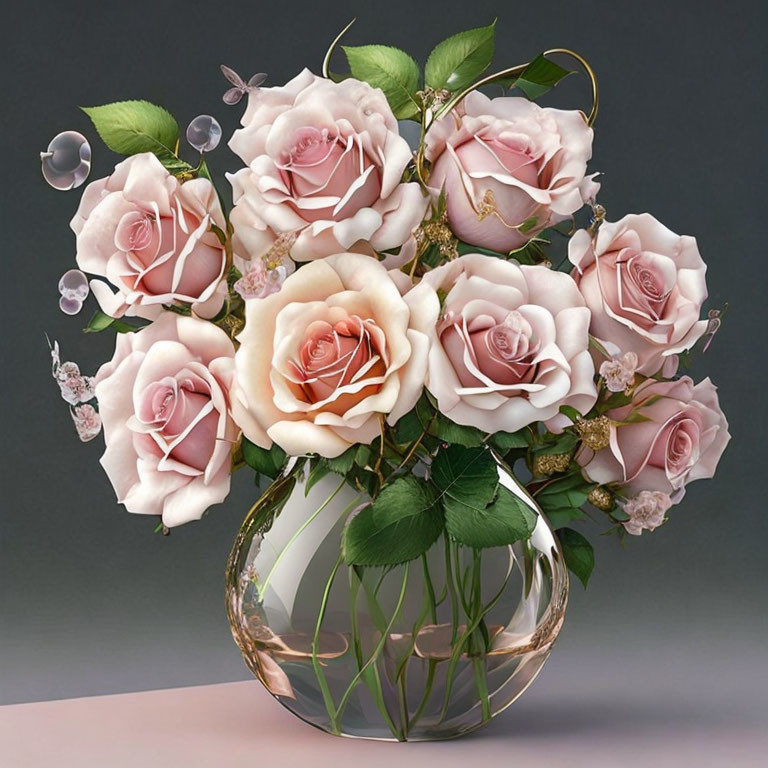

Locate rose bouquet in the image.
[45,20,729,741]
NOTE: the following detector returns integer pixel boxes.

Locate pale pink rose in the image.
[569,213,709,375]
[599,351,638,392]
[405,254,597,433]
[424,92,599,252]
[71,153,228,320]
[227,70,428,266]
[94,313,241,526]
[232,253,429,458]
[620,490,673,536]
[580,376,730,502]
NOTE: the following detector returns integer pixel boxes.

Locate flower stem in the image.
[331,562,410,732]
[311,554,343,733]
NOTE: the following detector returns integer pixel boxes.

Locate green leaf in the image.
[325,445,360,475]
[343,476,444,566]
[242,438,287,480]
[518,216,539,234]
[558,405,583,424]
[159,155,195,177]
[445,484,537,548]
[81,100,179,157]
[431,445,499,517]
[557,527,595,588]
[304,459,331,497]
[432,413,486,447]
[83,309,135,334]
[393,393,434,443]
[543,507,586,531]
[513,53,574,100]
[539,487,590,508]
[342,45,421,119]
[425,21,496,92]
[531,431,579,456]
[490,429,530,451]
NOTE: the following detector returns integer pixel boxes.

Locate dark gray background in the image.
[2,0,766,738]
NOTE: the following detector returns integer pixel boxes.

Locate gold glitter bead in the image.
[533,453,572,476]
[576,416,612,451]
[588,486,614,511]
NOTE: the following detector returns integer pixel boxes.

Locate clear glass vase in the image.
[226,455,568,741]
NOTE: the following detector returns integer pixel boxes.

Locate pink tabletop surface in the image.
[1,680,765,768]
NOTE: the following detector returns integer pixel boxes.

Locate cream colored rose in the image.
[232,253,428,457]
[405,254,597,433]
[227,70,427,267]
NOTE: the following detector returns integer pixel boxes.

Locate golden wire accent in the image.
[322,21,599,190]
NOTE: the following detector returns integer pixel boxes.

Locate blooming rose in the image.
[95,313,240,526]
[568,213,708,376]
[227,69,427,266]
[580,376,730,502]
[72,153,228,319]
[232,253,428,458]
[424,92,599,252]
[405,254,597,433]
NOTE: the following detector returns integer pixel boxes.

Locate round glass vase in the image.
[226,454,568,742]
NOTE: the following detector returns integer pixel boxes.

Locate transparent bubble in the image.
[59,269,89,301]
[58,269,89,315]
[59,296,83,315]
[186,115,222,153]
[41,131,91,190]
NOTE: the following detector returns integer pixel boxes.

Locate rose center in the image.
[289,316,385,408]
[666,418,700,476]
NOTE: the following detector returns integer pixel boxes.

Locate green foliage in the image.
[490,429,530,451]
[544,507,586,530]
[557,527,595,588]
[431,445,499,517]
[431,413,487,447]
[342,45,421,119]
[513,53,574,100]
[81,100,179,157]
[83,310,136,334]
[445,484,537,548]
[343,476,444,566]
[425,21,496,92]
[558,404,583,424]
[242,438,287,481]
[531,430,580,456]
[536,472,592,511]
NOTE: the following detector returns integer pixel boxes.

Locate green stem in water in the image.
[473,657,492,722]
[438,557,514,723]
[349,568,402,740]
[311,554,343,732]
[444,535,460,645]
[408,554,440,731]
[331,562,411,733]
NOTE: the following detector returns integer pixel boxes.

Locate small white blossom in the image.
[71,403,102,442]
[620,490,673,535]
[599,351,638,392]
[234,258,287,300]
